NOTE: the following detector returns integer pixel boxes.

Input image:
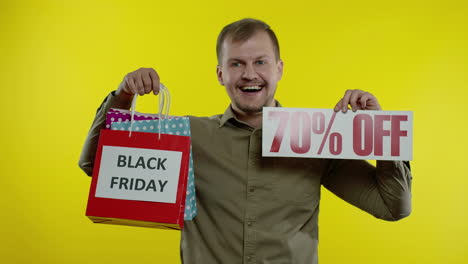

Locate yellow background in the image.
[1,0,467,263]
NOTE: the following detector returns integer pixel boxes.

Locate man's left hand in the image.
[334,89,382,112]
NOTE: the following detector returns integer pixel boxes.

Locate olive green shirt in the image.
[79,92,412,264]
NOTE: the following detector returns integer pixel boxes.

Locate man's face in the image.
[217,31,283,114]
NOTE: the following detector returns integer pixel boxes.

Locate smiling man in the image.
[79,18,412,264]
[216,23,283,128]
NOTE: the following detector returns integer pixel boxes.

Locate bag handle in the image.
[128,83,171,139]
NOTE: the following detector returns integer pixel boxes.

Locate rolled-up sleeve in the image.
[78,91,132,176]
[321,159,412,221]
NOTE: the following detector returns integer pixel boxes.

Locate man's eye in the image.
[255,60,265,65]
[231,62,241,67]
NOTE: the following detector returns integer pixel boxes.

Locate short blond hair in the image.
[216,18,280,64]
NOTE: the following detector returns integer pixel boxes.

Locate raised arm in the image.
[322,159,411,221]
[322,89,412,221]
[78,68,161,176]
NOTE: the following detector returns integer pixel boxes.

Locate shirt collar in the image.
[219,101,282,128]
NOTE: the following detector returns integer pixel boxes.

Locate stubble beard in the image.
[237,104,263,114]
[233,96,273,114]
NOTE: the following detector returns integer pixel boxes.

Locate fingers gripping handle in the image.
[128,83,171,139]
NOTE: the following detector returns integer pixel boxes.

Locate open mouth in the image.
[238,85,264,93]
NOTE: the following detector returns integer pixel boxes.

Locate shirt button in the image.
[247,221,252,227]
[247,256,252,261]
[249,186,255,192]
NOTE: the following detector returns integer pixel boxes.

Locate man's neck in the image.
[233,110,263,129]
[231,100,279,129]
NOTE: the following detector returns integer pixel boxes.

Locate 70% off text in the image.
[267,110,409,157]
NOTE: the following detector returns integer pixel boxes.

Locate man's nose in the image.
[241,63,259,80]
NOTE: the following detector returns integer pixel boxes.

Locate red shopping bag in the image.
[86,129,191,230]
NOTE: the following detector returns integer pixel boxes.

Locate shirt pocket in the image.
[270,158,322,205]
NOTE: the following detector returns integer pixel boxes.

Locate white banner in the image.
[262,108,413,160]
[95,146,182,203]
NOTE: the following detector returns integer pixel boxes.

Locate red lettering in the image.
[353,114,373,156]
[391,115,408,156]
[312,112,325,134]
[268,111,289,152]
[329,132,343,155]
[290,112,311,154]
[374,115,391,156]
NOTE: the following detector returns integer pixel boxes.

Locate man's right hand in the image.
[115,68,161,102]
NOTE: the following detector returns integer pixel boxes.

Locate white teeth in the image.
[240,86,262,91]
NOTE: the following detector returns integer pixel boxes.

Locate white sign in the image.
[95,146,182,203]
[262,108,413,160]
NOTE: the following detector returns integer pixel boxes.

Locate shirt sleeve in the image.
[78,91,132,176]
[321,159,412,221]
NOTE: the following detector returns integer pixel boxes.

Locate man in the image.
[79,18,411,264]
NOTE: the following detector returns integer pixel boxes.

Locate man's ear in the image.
[277,59,284,81]
[217,65,224,85]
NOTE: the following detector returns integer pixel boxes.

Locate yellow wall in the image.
[1,0,467,263]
